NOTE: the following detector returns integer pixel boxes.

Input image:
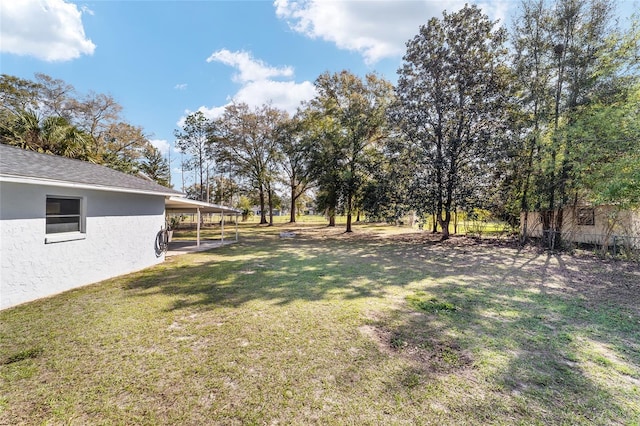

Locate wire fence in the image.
[541,230,640,260]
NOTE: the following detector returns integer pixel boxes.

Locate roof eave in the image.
[0,174,184,198]
[166,196,242,214]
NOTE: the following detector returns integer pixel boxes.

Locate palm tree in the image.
[1,109,92,160]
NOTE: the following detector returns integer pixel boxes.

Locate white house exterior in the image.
[521,204,640,248]
[0,144,183,310]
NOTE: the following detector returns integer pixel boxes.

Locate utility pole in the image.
[180,151,185,193]
[206,164,210,203]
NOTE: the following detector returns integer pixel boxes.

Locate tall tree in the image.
[174,111,212,201]
[510,0,554,242]
[139,145,171,187]
[211,103,286,225]
[101,122,150,174]
[360,131,413,223]
[34,73,76,120]
[1,73,167,176]
[0,74,41,115]
[303,107,343,227]
[276,113,314,223]
[307,70,394,232]
[69,91,122,158]
[544,0,616,248]
[511,0,631,248]
[394,4,510,239]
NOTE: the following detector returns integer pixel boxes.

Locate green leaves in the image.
[304,71,394,231]
[394,5,509,238]
[1,73,163,182]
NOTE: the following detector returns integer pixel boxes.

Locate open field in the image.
[1,223,639,425]
[173,213,511,238]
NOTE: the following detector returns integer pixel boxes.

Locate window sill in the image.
[45,232,87,244]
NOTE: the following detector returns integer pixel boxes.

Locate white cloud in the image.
[206,49,316,114]
[274,0,509,64]
[476,0,510,27]
[194,105,228,121]
[178,50,316,126]
[174,83,188,90]
[149,139,170,155]
[176,105,227,128]
[234,80,316,114]
[206,49,294,83]
[80,5,94,16]
[0,0,96,61]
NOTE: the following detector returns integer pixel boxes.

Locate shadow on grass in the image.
[379,251,640,424]
[128,236,409,311]
[123,230,640,424]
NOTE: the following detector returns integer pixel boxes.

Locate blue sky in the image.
[1,0,637,189]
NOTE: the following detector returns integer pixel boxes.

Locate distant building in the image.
[521,204,640,249]
[252,206,282,217]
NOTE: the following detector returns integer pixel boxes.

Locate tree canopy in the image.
[393,4,510,239]
[2,0,637,242]
[0,73,171,187]
[303,70,394,232]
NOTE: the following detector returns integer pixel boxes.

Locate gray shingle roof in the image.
[0,144,182,196]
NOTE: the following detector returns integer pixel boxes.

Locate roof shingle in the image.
[0,144,182,196]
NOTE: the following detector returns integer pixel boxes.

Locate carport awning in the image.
[165,196,242,215]
[165,196,241,247]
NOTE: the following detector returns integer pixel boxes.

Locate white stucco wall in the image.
[0,182,166,310]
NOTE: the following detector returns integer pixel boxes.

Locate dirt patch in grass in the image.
[2,347,44,365]
[559,257,640,314]
[360,321,474,374]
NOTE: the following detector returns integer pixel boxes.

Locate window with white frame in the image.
[46,196,83,234]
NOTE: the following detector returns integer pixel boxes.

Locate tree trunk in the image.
[289,183,297,223]
[439,210,451,241]
[328,205,336,227]
[259,186,268,224]
[541,209,554,249]
[453,207,458,235]
[268,186,274,226]
[555,207,564,249]
[346,191,353,233]
[432,211,438,233]
[555,130,573,250]
[199,162,204,201]
[545,154,558,250]
[521,211,530,245]
[520,137,536,245]
[206,166,210,203]
[545,44,565,250]
[440,162,454,241]
[520,94,540,244]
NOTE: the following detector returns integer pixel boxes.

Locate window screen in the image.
[577,208,595,226]
[46,197,82,234]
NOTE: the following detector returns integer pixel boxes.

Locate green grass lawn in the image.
[1,223,639,425]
